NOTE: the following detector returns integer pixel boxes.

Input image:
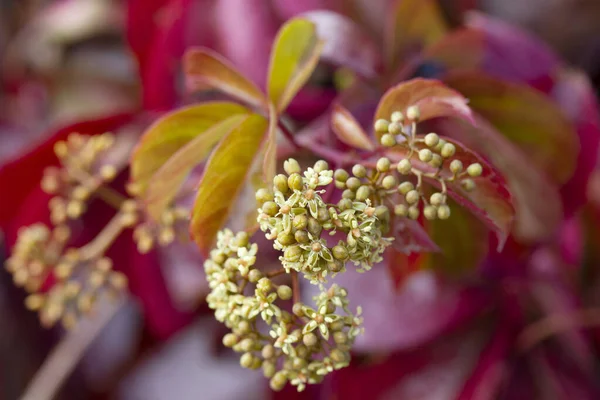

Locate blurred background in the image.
[2,0,600,399]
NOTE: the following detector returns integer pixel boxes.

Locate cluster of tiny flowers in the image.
[257,159,393,283]
[5,224,127,329]
[374,107,483,221]
[204,229,364,392]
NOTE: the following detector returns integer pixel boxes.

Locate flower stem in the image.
[266,268,286,278]
[291,270,300,304]
[79,213,125,261]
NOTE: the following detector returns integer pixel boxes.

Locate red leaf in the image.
[330,103,376,151]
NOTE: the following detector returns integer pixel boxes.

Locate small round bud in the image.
[327,260,344,272]
[72,186,90,201]
[262,201,278,217]
[346,177,361,191]
[333,331,348,344]
[284,158,301,175]
[380,133,397,147]
[292,357,308,370]
[317,207,330,222]
[338,198,353,210]
[274,174,289,193]
[54,141,68,158]
[66,200,84,218]
[397,159,412,175]
[257,277,272,293]
[277,232,296,246]
[288,173,303,191]
[240,338,255,352]
[394,204,408,216]
[294,230,309,244]
[450,159,463,174]
[429,154,443,168]
[430,192,444,206]
[408,206,420,220]
[236,232,249,247]
[405,190,420,204]
[398,181,414,195]
[440,143,456,158]
[406,105,420,120]
[240,352,254,368]
[303,332,318,347]
[334,169,349,183]
[375,205,390,221]
[388,122,402,135]
[352,164,367,178]
[390,111,404,123]
[277,285,293,300]
[461,179,476,191]
[307,217,322,236]
[423,205,437,220]
[382,175,397,190]
[424,133,439,147]
[437,205,451,220]
[292,303,304,317]
[355,185,371,201]
[293,214,308,230]
[248,269,262,283]
[284,245,302,262]
[270,372,288,391]
[25,294,45,311]
[374,119,390,133]
[331,348,347,363]
[100,165,117,181]
[314,160,329,173]
[263,361,276,378]
[467,163,483,177]
[238,320,251,334]
[376,157,391,172]
[332,245,349,260]
[262,344,276,359]
[223,333,239,347]
[342,189,355,199]
[418,149,433,163]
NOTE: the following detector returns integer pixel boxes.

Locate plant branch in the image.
[266,268,286,278]
[78,213,125,261]
[291,270,300,304]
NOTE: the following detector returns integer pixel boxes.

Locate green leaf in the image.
[190,114,269,255]
[331,103,375,151]
[262,104,278,183]
[184,48,267,109]
[374,79,473,142]
[444,72,579,183]
[385,0,448,70]
[268,18,324,113]
[130,102,249,194]
[144,115,248,221]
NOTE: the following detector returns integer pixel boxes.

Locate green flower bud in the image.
[238,320,251,334]
[236,232,249,247]
[461,178,475,191]
[467,163,483,177]
[255,188,273,204]
[283,158,301,175]
[270,372,288,391]
[424,133,439,147]
[434,138,447,152]
[374,119,390,133]
[332,245,349,260]
[314,160,329,173]
[327,260,344,272]
[398,181,414,195]
[450,159,463,174]
[329,320,345,331]
[277,232,296,245]
[382,175,397,190]
[274,174,289,193]
[408,206,420,220]
[388,121,402,135]
[423,205,437,220]
[277,285,293,300]
[440,143,456,158]
[394,204,408,216]
[342,189,356,199]
[263,361,276,378]
[330,348,347,363]
[338,198,353,210]
[262,201,278,216]
[251,357,262,370]
[284,245,303,262]
[248,269,262,283]
[352,164,367,178]
[390,111,404,123]
[397,159,412,175]
[355,185,371,201]
[296,344,309,358]
[430,192,444,206]
[334,169,349,182]
[240,352,254,368]
[240,338,255,352]
[418,149,433,162]
[381,133,396,147]
[262,344,276,359]
[303,332,318,347]
[375,205,390,221]
[333,331,348,344]
[405,190,420,204]
[292,358,308,370]
[308,217,322,236]
[257,277,272,293]
[317,207,330,222]
[335,180,346,189]
[223,333,239,347]
[429,154,443,168]
[295,230,309,244]
[406,105,420,120]
[288,173,303,191]
[346,177,361,190]
[210,250,226,264]
[376,158,390,172]
[437,204,451,220]
[293,214,308,230]
[292,303,304,317]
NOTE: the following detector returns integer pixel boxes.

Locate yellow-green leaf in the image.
[262,104,278,183]
[331,103,375,151]
[144,115,247,221]
[190,114,269,255]
[130,102,249,194]
[268,18,324,113]
[184,48,267,109]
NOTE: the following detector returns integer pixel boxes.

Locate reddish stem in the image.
[291,270,300,304]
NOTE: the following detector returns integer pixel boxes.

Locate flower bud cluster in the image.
[204,229,363,392]
[374,107,484,221]
[257,160,392,283]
